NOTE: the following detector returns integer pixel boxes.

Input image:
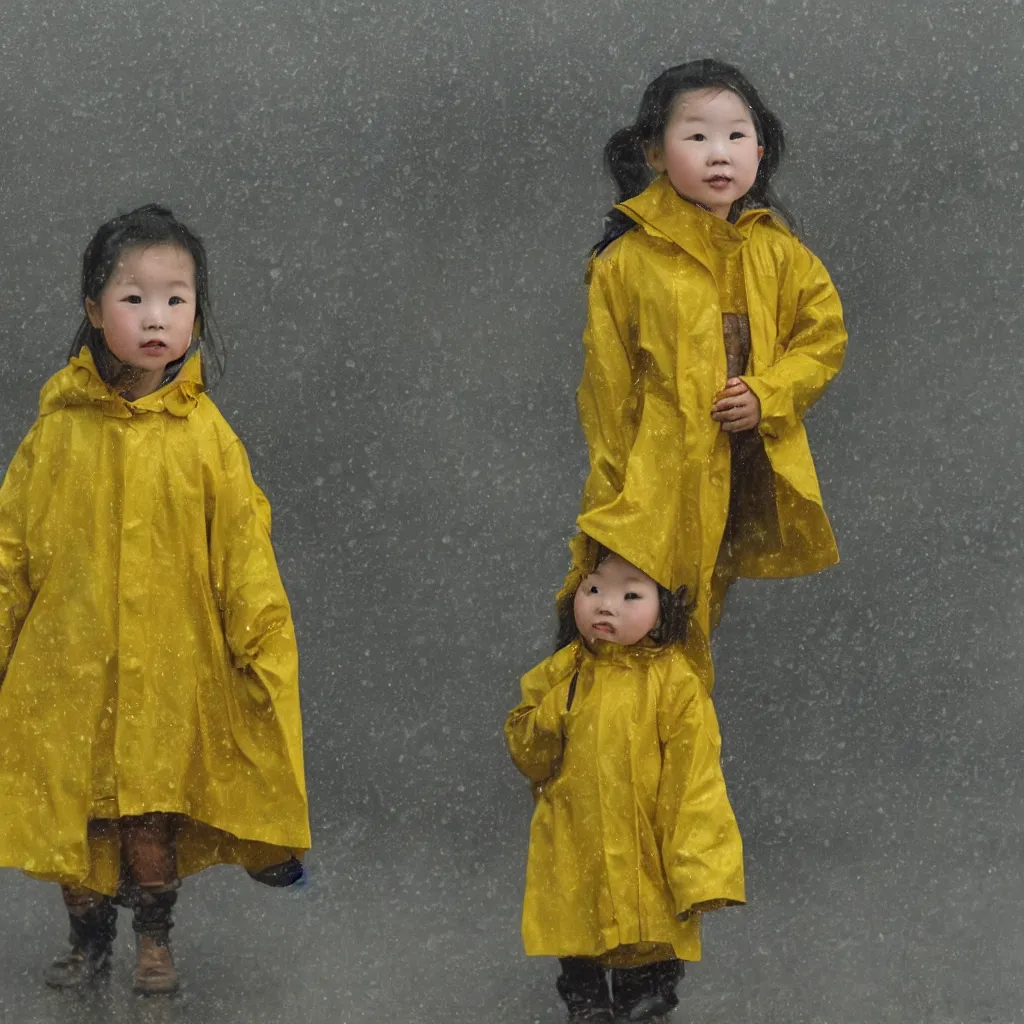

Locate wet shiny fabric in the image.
[571,174,847,690]
[0,349,310,894]
[505,640,744,965]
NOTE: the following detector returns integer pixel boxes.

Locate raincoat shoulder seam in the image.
[750,215,802,252]
[192,398,245,455]
[547,643,580,678]
[587,234,632,277]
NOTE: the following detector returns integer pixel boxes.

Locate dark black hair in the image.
[70,203,226,391]
[554,545,691,652]
[594,58,793,254]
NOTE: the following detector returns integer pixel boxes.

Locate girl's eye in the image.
[589,586,599,594]
[168,296,186,306]
[689,133,706,142]
[624,591,640,600]
[122,295,142,304]
[730,131,747,140]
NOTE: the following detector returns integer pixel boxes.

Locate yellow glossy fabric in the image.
[573,175,848,687]
[0,349,310,894]
[505,639,743,965]
[706,230,748,317]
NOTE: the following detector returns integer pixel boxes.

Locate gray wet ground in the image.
[3,588,1021,1024]
[3,802,1021,1023]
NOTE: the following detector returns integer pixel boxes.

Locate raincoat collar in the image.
[616,173,776,268]
[575,636,664,664]
[40,347,205,419]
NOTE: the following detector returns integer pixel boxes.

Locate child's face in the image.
[574,554,661,647]
[646,87,763,219]
[85,243,197,393]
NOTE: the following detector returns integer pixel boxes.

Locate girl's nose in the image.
[143,304,167,329]
[708,138,730,162]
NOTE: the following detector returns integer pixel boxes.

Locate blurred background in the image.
[0,0,1021,1021]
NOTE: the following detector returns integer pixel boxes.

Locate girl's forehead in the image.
[110,243,195,284]
[670,87,753,124]
[587,555,655,586]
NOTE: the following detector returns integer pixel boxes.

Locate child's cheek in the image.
[572,591,588,634]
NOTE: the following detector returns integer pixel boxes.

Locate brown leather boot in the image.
[131,888,179,994]
[133,934,179,994]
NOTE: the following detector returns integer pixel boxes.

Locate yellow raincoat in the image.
[573,175,847,686]
[0,349,310,895]
[505,639,743,966]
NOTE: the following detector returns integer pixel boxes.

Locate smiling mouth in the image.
[706,175,732,186]
[592,622,615,634]
[140,340,167,350]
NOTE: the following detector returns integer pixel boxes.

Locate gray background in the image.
[0,0,1021,1022]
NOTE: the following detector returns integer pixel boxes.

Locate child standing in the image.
[0,205,310,994]
[572,59,848,690]
[506,550,743,1023]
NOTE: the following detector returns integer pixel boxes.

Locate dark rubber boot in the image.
[616,1002,674,1022]
[612,958,683,1022]
[44,891,117,989]
[558,958,614,1023]
[247,855,304,887]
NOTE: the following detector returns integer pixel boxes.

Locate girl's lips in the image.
[706,176,732,188]
[141,341,167,349]
[593,622,615,634]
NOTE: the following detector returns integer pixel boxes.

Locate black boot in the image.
[557,959,615,1023]
[612,959,683,1022]
[132,889,179,994]
[247,855,304,887]
[45,891,117,989]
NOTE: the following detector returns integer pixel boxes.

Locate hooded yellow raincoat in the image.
[572,176,847,686]
[0,349,310,895]
[505,639,743,966]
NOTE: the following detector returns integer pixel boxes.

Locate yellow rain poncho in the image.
[0,349,310,895]
[505,639,743,966]
[573,175,847,686]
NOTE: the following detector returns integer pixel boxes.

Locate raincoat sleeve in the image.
[504,655,573,785]
[743,240,847,440]
[0,426,37,682]
[576,253,641,515]
[655,659,745,917]
[208,439,299,712]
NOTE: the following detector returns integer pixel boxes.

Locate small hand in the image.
[711,377,761,432]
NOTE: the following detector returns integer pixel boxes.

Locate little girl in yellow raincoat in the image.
[506,549,743,1023]
[573,59,848,691]
[0,205,310,994]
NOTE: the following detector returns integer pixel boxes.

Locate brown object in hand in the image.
[721,313,751,380]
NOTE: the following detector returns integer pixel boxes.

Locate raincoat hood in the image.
[39,347,205,420]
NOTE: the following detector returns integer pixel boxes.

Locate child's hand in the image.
[711,378,761,432]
